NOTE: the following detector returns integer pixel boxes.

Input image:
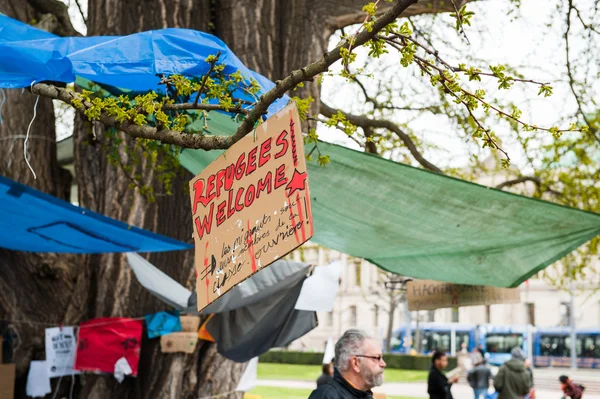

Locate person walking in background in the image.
[317,362,334,387]
[428,350,459,399]
[308,329,386,399]
[467,359,492,399]
[493,347,531,399]
[523,358,535,399]
[559,375,584,399]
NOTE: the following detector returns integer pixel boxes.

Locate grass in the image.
[257,363,428,383]
[246,386,424,399]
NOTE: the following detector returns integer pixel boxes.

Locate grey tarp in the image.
[126,254,318,362]
[187,260,317,362]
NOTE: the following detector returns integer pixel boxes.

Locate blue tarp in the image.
[0,175,192,253]
[0,15,288,117]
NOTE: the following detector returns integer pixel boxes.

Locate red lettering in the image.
[256,172,272,198]
[192,179,207,214]
[205,174,216,202]
[235,187,245,212]
[194,203,214,239]
[216,201,226,226]
[275,130,289,159]
[246,147,258,175]
[227,189,236,218]
[259,138,272,167]
[215,168,226,197]
[235,153,246,180]
[275,164,288,189]
[244,184,256,207]
[225,164,235,191]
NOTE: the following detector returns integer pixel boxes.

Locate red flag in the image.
[74,317,143,376]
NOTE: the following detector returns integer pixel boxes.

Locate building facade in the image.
[288,243,600,352]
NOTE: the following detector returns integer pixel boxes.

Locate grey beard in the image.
[362,368,384,388]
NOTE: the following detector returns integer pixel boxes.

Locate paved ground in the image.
[257,379,600,399]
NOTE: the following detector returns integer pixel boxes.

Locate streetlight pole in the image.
[569,268,577,370]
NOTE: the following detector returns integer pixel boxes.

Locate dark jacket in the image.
[493,359,531,399]
[562,381,583,399]
[308,369,373,399]
[467,364,492,389]
[317,373,333,387]
[428,366,453,399]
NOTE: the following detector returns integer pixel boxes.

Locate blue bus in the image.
[478,325,530,366]
[534,327,600,369]
[390,323,600,369]
[390,323,477,355]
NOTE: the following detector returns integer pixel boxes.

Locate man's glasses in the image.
[355,355,384,362]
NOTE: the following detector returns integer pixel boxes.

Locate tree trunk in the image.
[385,302,396,353]
[0,2,84,398]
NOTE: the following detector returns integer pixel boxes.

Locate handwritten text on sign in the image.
[190,103,313,311]
[406,279,520,311]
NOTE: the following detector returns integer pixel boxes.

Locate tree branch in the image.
[565,0,600,145]
[30,83,237,150]
[28,0,83,36]
[320,102,442,173]
[229,0,421,148]
[495,176,563,197]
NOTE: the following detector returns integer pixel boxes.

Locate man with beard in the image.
[308,329,386,398]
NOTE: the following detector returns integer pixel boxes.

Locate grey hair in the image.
[335,329,371,371]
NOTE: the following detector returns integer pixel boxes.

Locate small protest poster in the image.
[189,102,313,311]
[179,315,200,333]
[406,280,520,311]
[160,332,198,354]
[45,326,79,378]
[74,318,143,376]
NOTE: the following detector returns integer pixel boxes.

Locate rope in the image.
[25,80,39,179]
[0,88,5,124]
[1,316,146,329]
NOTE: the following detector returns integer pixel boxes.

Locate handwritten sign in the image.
[160,332,198,354]
[190,103,313,311]
[179,315,200,332]
[45,326,79,378]
[406,280,520,311]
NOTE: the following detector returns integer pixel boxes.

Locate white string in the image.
[0,88,6,124]
[25,80,39,179]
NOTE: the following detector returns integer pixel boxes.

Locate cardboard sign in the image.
[190,103,313,311]
[45,326,79,378]
[179,315,201,333]
[0,364,15,399]
[160,332,198,354]
[406,280,520,311]
[74,318,143,376]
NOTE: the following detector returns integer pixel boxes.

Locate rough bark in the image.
[0,2,83,398]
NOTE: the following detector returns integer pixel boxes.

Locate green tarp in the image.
[180,141,600,288]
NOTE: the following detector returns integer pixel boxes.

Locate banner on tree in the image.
[189,103,313,311]
[74,318,143,376]
[45,326,79,378]
[406,279,520,311]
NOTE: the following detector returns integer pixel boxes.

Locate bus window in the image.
[540,335,568,357]
[565,336,582,357]
[581,335,600,358]
[457,333,470,352]
[485,334,523,353]
[422,331,451,353]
